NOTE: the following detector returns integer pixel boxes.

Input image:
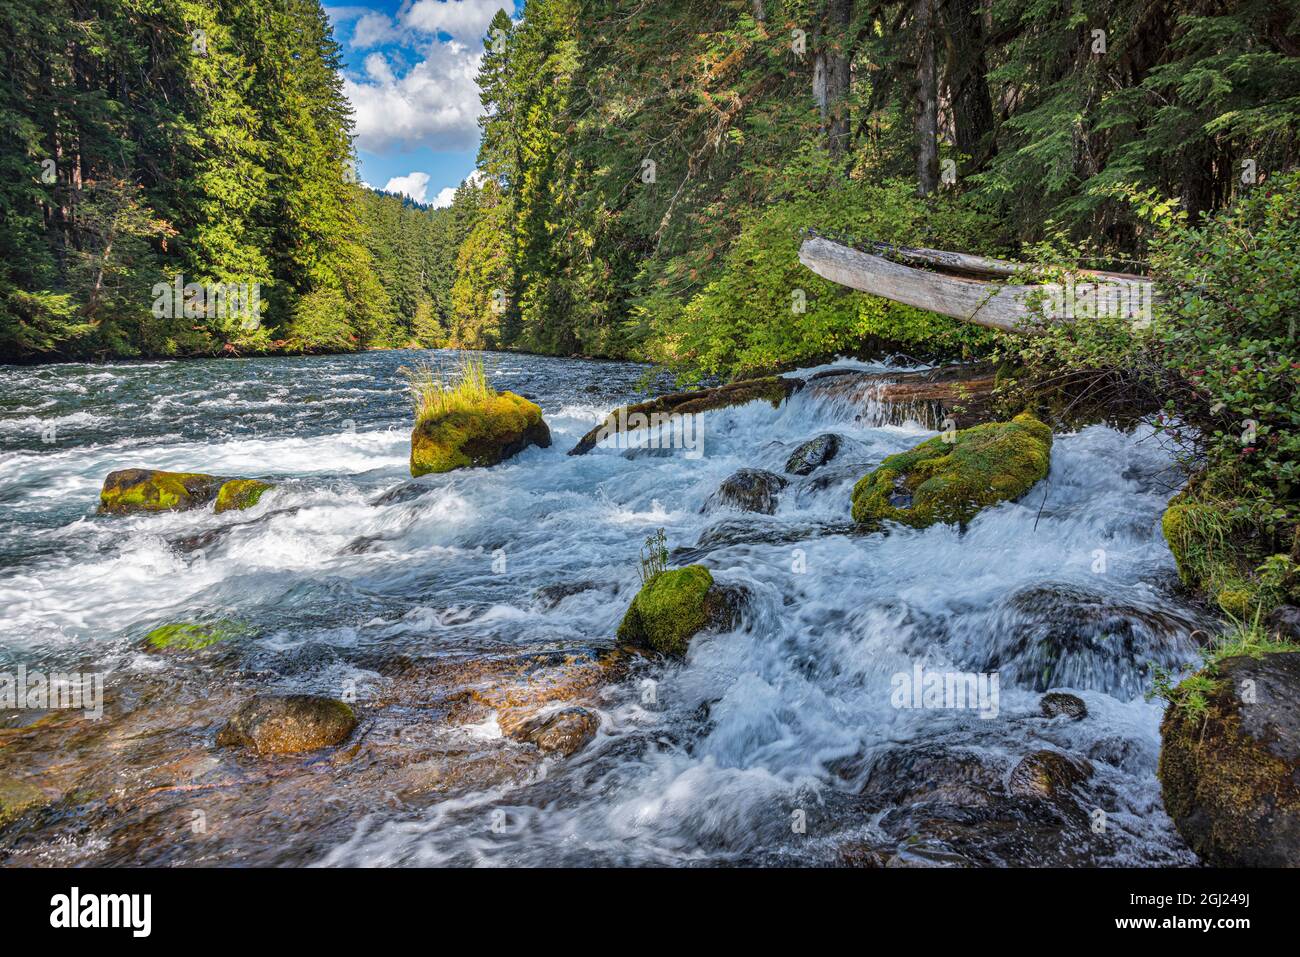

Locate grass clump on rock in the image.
[850,412,1052,527]
[405,357,551,477]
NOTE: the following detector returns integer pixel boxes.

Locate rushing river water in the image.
[0,350,1205,866]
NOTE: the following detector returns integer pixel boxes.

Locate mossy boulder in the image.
[216,695,356,755]
[0,777,46,828]
[616,565,739,656]
[214,478,272,513]
[144,621,244,653]
[1158,652,1300,866]
[410,391,551,477]
[99,468,226,515]
[850,413,1052,527]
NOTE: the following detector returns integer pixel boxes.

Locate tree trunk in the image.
[814,0,853,155]
[913,0,939,195]
[941,0,995,174]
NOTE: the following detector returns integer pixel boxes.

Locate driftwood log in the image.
[798,235,1156,334]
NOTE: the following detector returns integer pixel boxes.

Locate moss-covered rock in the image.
[144,621,244,653]
[615,565,739,656]
[216,695,356,755]
[214,478,272,513]
[410,391,551,477]
[1158,652,1300,866]
[99,468,227,515]
[0,777,46,828]
[850,413,1052,527]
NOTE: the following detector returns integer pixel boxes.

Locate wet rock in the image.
[216,695,356,755]
[1159,651,1300,866]
[0,778,46,827]
[1040,692,1088,721]
[1268,605,1300,641]
[512,707,599,756]
[533,580,618,609]
[568,376,802,455]
[798,461,874,495]
[1007,750,1093,800]
[410,392,551,477]
[973,582,1202,697]
[850,413,1052,528]
[616,566,740,656]
[785,433,841,476]
[706,468,788,515]
[144,620,245,653]
[99,468,227,515]
[369,482,435,506]
[214,479,273,513]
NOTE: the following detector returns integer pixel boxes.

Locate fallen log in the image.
[798,235,1156,334]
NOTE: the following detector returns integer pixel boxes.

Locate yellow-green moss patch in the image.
[0,778,46,827]
[410,390,551,476]
[215,478,272,513]
[99,468,226,515]
[616,565,716,656]
[850,413,1052,527]
[144,620,245,652]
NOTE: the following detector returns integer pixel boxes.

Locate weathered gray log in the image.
[798,236,1156,334]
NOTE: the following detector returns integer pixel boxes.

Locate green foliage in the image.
[404,355,494,422]
[638,528,669,585]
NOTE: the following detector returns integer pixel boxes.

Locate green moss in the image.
[850,413,1052,527]
[215,479,272,513]
[144,620,244,652]
[1160,480,1288,618]
[616,565,715,656]
[0,778,46,828]
[411,390,550,476]
[99,468,226,514]
[1158,657,1300,866]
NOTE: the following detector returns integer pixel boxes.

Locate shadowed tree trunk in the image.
[941,0,995,175]
[913,0,939,194]
[814,0,853,155]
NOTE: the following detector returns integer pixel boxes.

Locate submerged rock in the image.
[1040,692,1088,721]
[217,695,356,755]
[214,479,272,513]
[512,707,599,756]
[850,413,1052,527]
[144,621,244,653]
[99,468,226,515]
[0,777,46,828]
[1159,651,1300,866]
[1007,751,1093,799]
[785,433,841,475]
[410,392,551,477]
[616,566,739,656]
[568,375,802,455]
[706,468,788,515]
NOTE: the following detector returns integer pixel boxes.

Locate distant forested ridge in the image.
[2,1,1297,369]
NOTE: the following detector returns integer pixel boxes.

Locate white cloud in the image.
[344,40,483,152]
[352,11,402,48]
[431,186,458,208]
[384,171,432,203]
[402,0,503,40]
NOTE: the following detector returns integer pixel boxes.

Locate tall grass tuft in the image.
[402,355,494,422]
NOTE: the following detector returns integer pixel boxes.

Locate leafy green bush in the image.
[641,154,1005,380]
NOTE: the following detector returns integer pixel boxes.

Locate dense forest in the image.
[3,1,1296,369]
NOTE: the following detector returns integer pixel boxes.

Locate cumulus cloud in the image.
[348,0,503,49]
[352,11,402,48]
[431,186,458,208]
[344,41,483,152]
[383,171,432,204]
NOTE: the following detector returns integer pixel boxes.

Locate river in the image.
[0,350,1203,865]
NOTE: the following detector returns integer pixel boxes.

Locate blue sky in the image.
[325,1,522,206]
